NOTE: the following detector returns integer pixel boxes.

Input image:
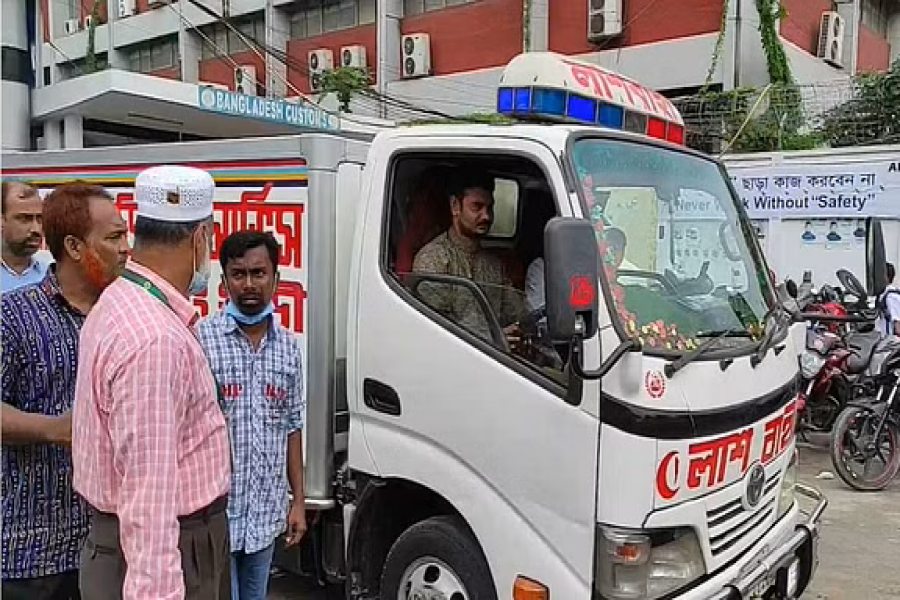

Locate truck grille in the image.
[706,472,780,557]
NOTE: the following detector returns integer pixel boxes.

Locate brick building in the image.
[3,0,898,150]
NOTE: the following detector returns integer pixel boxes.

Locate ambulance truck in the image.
[3,52,831,599]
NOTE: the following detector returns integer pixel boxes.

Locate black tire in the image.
[830,404,900,491]
[380,516,497,600]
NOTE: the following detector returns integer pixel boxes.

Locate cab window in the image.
[383,153,567,387]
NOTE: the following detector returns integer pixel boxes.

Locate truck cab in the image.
[342,53,825,599]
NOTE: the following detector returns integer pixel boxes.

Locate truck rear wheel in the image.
[380,516,497,600]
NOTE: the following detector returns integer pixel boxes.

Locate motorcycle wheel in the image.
[830,403,900,491]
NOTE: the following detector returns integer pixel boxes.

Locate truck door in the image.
[350,135,599,597]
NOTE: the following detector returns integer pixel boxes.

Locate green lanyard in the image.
[120,268,225,407]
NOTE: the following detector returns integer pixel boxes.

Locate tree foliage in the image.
[819,58,900,147]
[318,67,371,113]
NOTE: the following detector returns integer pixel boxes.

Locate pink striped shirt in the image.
[73,260,230,600]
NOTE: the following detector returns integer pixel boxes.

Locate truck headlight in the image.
[778,450,798,518]
[595,526,705,599]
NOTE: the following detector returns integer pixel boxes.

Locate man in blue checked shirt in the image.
[197,230,306,600]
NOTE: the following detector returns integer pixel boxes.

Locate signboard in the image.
[728,157,900,219]
[198,87,339,131]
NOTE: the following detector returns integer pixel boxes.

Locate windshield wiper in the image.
[750,303,791,367]
[664,329,751,378]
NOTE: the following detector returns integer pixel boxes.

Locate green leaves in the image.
[317,67,372,113]
[819,58,900,147]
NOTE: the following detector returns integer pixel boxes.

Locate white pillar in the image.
[526,0,549,52]
[377,0,402,119]
[63,114,83,148]
[2,0,32,151]
[836,0,861,75]
[266,0,289,97]
[888,10,900,64]
[44,120,62,149]
[181,29,202,83]
[105,0,128,69]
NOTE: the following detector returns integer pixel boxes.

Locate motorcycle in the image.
[830,343,900,491]
[790,269,880,435]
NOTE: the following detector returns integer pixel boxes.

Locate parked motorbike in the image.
[830,342,900,491]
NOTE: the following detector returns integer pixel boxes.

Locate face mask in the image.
[188,232,211,296]
[225,301,275,325]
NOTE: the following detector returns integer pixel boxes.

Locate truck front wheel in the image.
[380,515,497,600]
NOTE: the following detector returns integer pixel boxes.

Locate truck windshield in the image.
[570,137,775,356]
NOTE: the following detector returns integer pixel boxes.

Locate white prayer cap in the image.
[135,165,215,223]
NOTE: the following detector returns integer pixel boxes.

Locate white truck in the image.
[3,52,834,599]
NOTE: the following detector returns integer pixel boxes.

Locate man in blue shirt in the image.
[1,182,129,600]
[197,230,306,600]
[1,181,49,292]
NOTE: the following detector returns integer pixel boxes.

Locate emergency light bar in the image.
[496,52,685,145]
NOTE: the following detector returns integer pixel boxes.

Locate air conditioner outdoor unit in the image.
[308,49,334,92]
[63,18,80,34]
[340,45,367,69]
[817,11,845,68]
[200,81,229,91]
[148,0,167,7]
[118,0,135,18]
[401,34,431,78]
[284,96,303,104]
[233,65,257,96]
[587,0,623,40]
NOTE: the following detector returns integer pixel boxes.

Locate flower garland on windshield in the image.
[584,180,699,352]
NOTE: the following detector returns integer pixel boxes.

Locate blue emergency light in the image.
[496,86,684,145]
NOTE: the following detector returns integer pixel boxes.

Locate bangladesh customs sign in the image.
[198,86,339,132]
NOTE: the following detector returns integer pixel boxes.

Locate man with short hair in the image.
[1,181,49,292]
[73,166,231,600]
[412,168,523,344]
[2,182,129,600]
[197,230,306,600]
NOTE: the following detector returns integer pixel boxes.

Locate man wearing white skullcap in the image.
[72,166,231,600]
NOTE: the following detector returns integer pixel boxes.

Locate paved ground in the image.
[268,441,900,599]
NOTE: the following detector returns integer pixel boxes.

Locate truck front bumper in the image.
[708,483,827,600]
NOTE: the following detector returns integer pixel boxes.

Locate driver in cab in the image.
[412,168,524,348]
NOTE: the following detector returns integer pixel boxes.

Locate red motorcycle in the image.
[798,326,853,433]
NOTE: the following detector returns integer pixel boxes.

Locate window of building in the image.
[289,0,376,39]
[198,14,265,60]
[861,0,890,37]
[126,37,178,73]
[404,0,474,17]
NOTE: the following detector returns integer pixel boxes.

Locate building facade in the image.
[3,0,899,151]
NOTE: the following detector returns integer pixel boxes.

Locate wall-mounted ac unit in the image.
[308,49,334,92]
[587,0,623,40]
[340,45,367,69]
[401,34,431,78]
[83,14,94,28]
[234,65,257,96]
[148,0,167,8]
[118,0,136,18]
[817,11,845,68]
[284,96,303,104]
[200,81,229,91]
[63,18,81,35]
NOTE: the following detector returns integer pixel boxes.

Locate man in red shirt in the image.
[72,166,231,600]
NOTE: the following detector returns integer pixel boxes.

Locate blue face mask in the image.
[225,301,275,325]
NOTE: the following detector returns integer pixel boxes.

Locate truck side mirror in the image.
[867,217,887,296]
[543,217,600,342]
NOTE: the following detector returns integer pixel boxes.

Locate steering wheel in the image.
[718,221,742,261]
[618,269,680,295]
